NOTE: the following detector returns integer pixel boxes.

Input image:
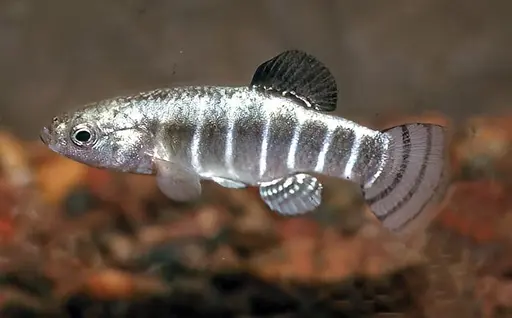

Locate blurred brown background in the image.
[0,1,512,317]
[0,0,511,139]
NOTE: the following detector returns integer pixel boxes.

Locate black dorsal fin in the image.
[250,50,338,112]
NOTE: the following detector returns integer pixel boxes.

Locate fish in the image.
[40,50,450,233]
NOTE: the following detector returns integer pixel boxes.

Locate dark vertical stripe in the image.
[232,106,265,180]
[321,126,356,178]
[351,134,387,184]
[163,119,196,164]
[294,119,329,171]
[263,111,298,179]
[198,103,229,172]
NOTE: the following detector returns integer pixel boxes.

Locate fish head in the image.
[40,100,156,174]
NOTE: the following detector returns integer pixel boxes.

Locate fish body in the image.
[40,50,450,233]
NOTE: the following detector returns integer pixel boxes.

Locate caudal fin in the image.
[362,123,451,234]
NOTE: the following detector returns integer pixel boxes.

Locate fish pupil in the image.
[75,130,91,142]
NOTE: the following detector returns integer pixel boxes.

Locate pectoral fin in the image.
[154,158,202,202]
[259,173,323,215]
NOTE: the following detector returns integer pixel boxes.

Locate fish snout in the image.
[39,126,51,145]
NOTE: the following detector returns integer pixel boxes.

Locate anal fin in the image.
[211,177,247,189]
[250,50,338,112]
[259,173,323,216]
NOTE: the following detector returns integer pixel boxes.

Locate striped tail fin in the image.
[362,123,451,235]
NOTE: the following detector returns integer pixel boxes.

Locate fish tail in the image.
[362,123,451,234]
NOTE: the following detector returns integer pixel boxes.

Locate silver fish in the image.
[40,50,449,233]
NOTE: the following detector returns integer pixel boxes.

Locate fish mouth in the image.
[39,126,51,145]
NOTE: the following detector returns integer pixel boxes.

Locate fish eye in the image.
[71,124,96,147]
